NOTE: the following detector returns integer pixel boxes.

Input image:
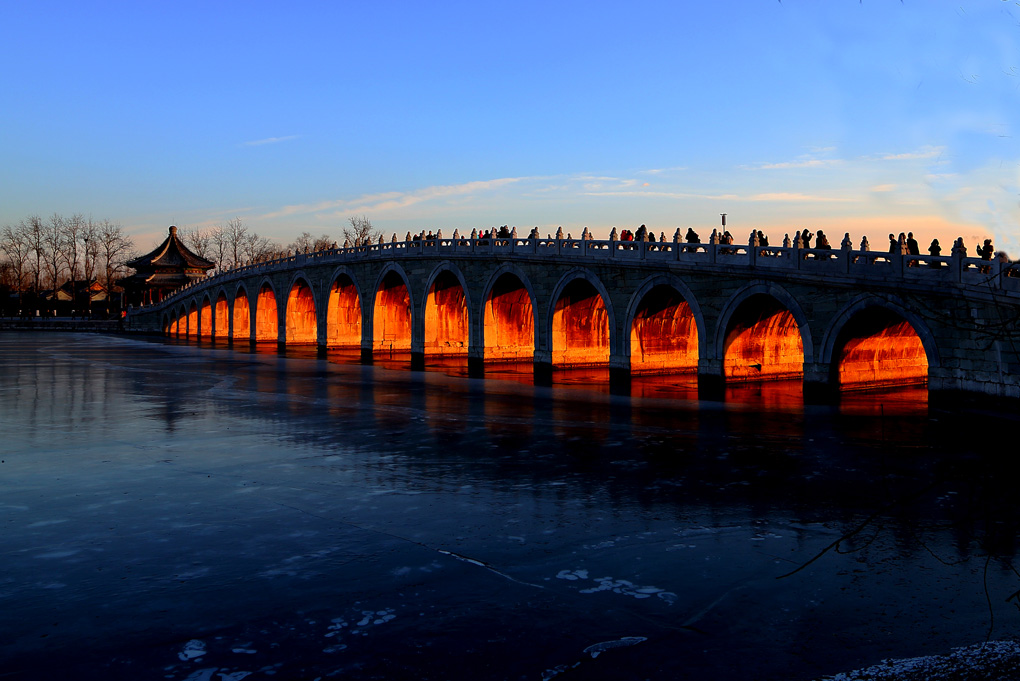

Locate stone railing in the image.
[138,236,1020,312]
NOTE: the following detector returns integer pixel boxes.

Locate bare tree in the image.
[22,215,46,294]
[82,218,99,285]
[286,232,333,253]
[242,231,275,263]
[43,214,65,291]
[179,225,212,260]
[289,231,315,253]
[222,217,249,268]
[208,225,228,272]
[96,220,134,293]
[343,215,380,247]
[60,213,90,314]
[0,223,30,292]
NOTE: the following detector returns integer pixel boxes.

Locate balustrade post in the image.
[892,251,904,279]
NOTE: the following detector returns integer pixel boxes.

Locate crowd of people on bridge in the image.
[329,224,1012,276]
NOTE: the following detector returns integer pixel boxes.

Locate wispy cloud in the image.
[880,146,943,161]
[580,188,845,203]
[747,159,843,170]
[870,184,897,192]
[260,177,528,220]
[748,192,849,203]
[640,166,688,175]
[242,135,299,147]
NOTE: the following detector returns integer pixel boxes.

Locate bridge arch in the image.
[422,262,471,356]
[162,313,170,336]
[187,300,199,339]
[821,294,938,390]
[372,263,413,354]
[480,263,538,362]
[284,272,319,345]
[232,283,251,341]
[547,268,616,367]
[199,294,213,338]
[213,288,229,338]
[624,274,706,374]
[715,282,813,382]
[172,305,184,337]
[327,266,363,348]
[254,278,279,342]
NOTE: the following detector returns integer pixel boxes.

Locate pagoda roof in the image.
[126,226,215,271]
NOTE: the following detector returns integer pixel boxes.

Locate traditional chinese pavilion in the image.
[121,226,215,306]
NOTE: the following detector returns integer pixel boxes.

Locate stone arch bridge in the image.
[126,236,1020,400]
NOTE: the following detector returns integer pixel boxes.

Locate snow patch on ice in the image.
[555,569,675,603]
[583,636,647,658]
[820,639,1020,681]
[178,639,207,661]
[217,672,252,681]
[356,608,396,627]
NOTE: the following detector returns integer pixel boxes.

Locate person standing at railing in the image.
[800,229,813,249]
[929,239,942,268]
[906,232,920,266]
[815,231,831,259]
[888,234,897,254]
[978,238,994,274]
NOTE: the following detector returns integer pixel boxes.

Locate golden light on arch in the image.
[255,284,278,341]
[327,275,362,347]
[552,278,610,367]
[199,299,212,337]
[424,271,468,356]
[285,279,318,345]
[835,309,928,389]
[187,303,198,339]
[233,292,251,340]
[630,285,698,374]
[723,294,804,381]
[373,271,411,352]
[214,293,229,338]
[484,273,534,361]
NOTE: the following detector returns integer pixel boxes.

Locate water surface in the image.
[1,332,1017,680]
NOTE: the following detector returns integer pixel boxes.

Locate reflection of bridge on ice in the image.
[127,235,1020,400]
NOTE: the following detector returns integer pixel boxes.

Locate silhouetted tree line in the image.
[0,214,135,318]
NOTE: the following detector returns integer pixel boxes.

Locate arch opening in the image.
[255,284,278,342]
[327,275,361,347]
[425,271,468,355]
[834,309,928,390]
[552,278,610,367]
[630,285,698,374]
[199,299,212,337]
[233,293,251,340]
[373,271,411,353]
[187,302,198,339]
[484,273,534,361]
[723,294,804,381]
[213,294,229,338]
[286,279,318,345]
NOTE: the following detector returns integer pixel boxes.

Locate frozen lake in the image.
[2,332,1018,680]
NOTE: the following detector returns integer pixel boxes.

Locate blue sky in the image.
[1,1,1017,253]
